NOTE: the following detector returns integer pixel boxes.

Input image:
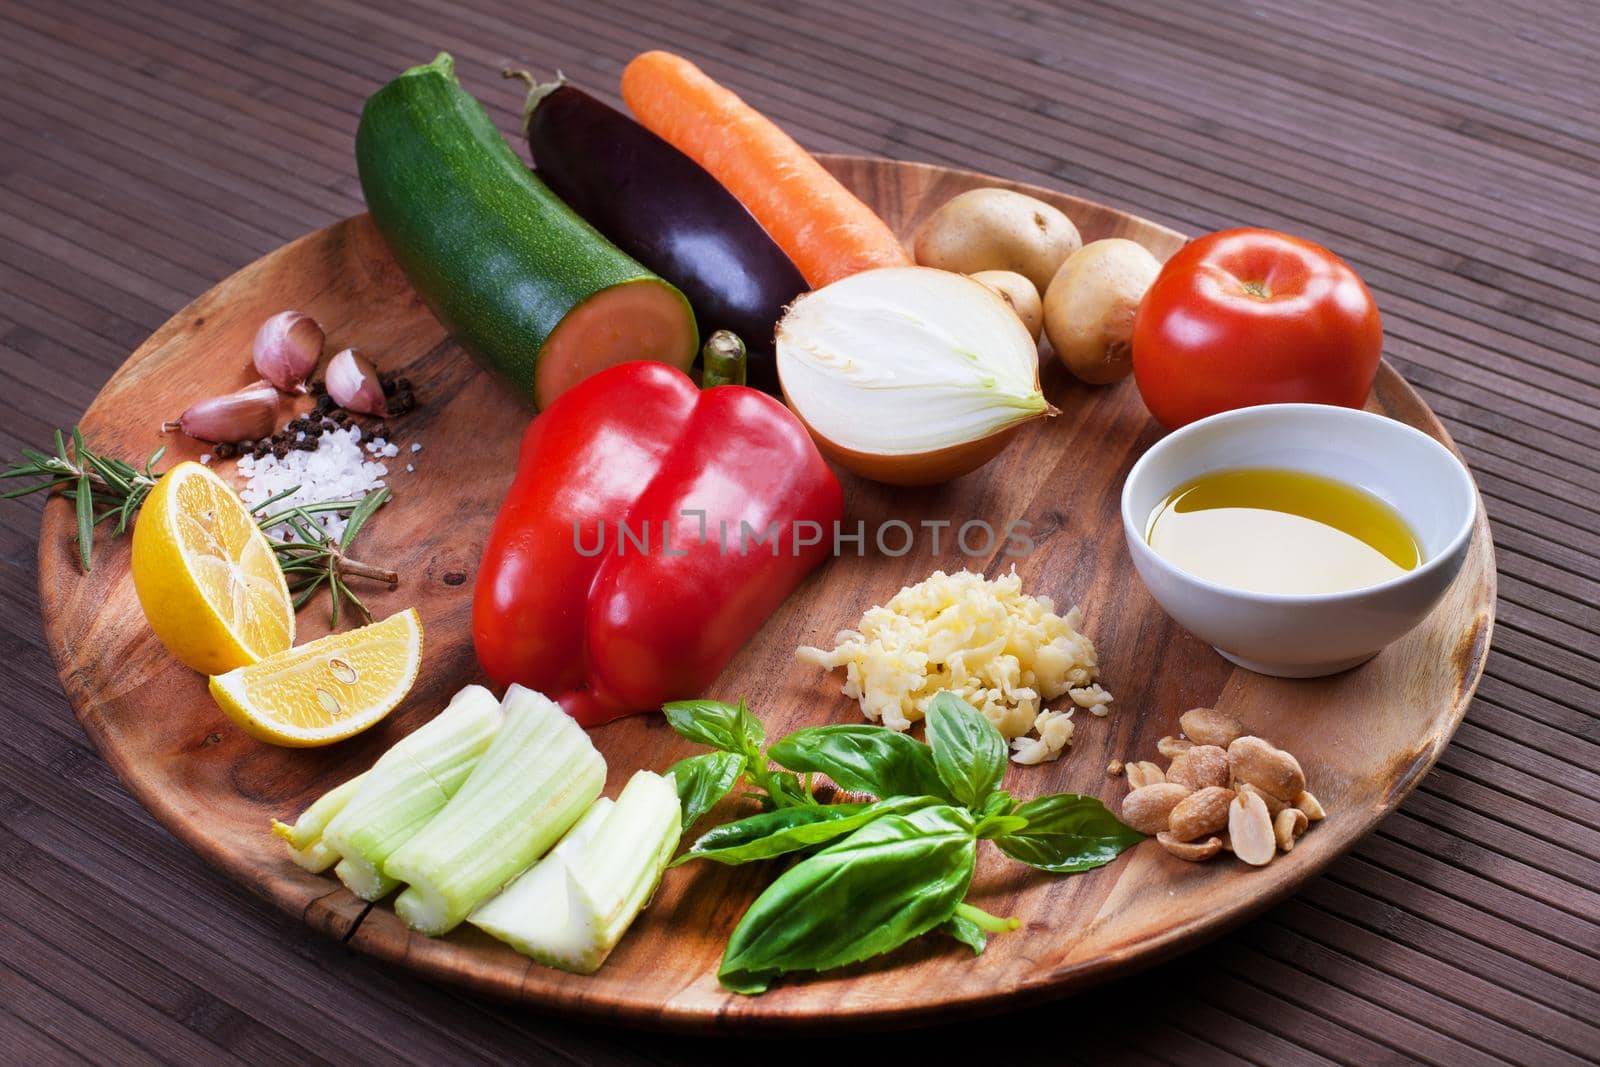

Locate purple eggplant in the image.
[513,75,805,395]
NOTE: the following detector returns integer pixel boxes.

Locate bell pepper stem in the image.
[700,330,747,389]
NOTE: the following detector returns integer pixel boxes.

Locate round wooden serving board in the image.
[38,156,1495,1031]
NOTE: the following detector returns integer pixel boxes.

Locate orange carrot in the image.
[621,51,910,289]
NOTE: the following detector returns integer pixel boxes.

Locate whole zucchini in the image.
[518,78,806,396]
[356,54,697,409]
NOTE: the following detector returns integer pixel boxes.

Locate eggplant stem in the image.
[503,68,566,135]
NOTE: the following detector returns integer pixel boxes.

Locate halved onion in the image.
[776,266,1051,486]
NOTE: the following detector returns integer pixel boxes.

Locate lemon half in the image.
[131,460,294,674]
[209,608,422,746]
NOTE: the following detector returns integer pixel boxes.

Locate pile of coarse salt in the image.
[237,425,397,542]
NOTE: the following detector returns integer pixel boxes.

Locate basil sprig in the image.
[661,692,1143,993]
[661,699,811,830]
[718,805,980,995]
[676,795,937,867]
[768,725,953,802]
[664,750,746,832]
[924,690,1007,807]
[993,794,1146,872]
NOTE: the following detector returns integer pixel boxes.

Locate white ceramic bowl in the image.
[1120,403,1478,677]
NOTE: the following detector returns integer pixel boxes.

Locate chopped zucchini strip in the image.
[469,770,681,974]
[385,685,606,936]
[321,685,503,900]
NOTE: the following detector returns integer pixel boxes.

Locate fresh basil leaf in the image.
[680,795,938,867]
[978,790,1016,819]
[942,913,988,956]
[768,725,953,802]
[718,805,977,995]
[662,698,764,757]
[994,793,1145,873]
[665,751,746,832]
[677,804,865,866]
[760,768,813,810]
[733,699,765,754]
[973,813,1029,838]
[924,692,1007,809]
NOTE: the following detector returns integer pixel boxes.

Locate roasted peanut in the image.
[1178,707,1245,748]
[1107,759,1124,776]
[1168,786,1235,841]
[1295,790,1326,821]
[1157,832,1222,862]
[1275,808,1309,852]
[1235,781,1287,817]
[1167,745,1230,790]
[1125,760,1166,790]
[1156,735,1193,760]
[1121,782,1191,834]
[1228,736,1306,802]
[1228,788,1276,866]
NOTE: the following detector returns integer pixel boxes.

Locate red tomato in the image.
[1132,228,1382,429]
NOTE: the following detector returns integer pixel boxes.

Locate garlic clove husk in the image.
[325,348,388,417]
[253,310,324,394]
[162,379,280,443]
[776,266,1051,485]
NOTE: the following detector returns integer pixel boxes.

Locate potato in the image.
[1044,238,1161,385]
[913,188,1081,293]
[970,270,1042,341]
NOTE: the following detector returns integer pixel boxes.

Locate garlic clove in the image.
[325,348,388,416]
[253,310,324,394]
[162,379,280,443]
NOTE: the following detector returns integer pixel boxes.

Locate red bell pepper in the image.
[473,361,844,725]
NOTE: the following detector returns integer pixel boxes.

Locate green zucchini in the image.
[355,53,698,409]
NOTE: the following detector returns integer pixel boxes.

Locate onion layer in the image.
[776,266,1049,485]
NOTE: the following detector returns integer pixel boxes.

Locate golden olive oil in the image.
[1145,468,1421,595]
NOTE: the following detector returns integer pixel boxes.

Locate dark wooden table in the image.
[2,1,1596,1062]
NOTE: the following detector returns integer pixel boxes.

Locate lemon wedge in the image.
[131,460,294,674]
[208,608,423,746]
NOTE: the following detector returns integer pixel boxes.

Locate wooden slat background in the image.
[1,0,1596,1062]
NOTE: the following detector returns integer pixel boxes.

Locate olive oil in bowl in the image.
[1145,468,1421,596]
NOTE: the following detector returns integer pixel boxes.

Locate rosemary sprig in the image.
[3,427,399,628]
[261,487,398,627]
[1,428,165,571]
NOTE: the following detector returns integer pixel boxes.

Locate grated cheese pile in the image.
[237,426,391,542]
[797,568,1112,765]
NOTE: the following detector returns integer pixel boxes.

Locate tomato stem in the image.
[1241,280,1272,299]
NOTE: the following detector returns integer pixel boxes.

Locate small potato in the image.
[970,270,1042,341]
[1044,238,1161,385]
[914,188,1082,293]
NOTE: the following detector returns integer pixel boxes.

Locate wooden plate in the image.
[38,156,1495,1031]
